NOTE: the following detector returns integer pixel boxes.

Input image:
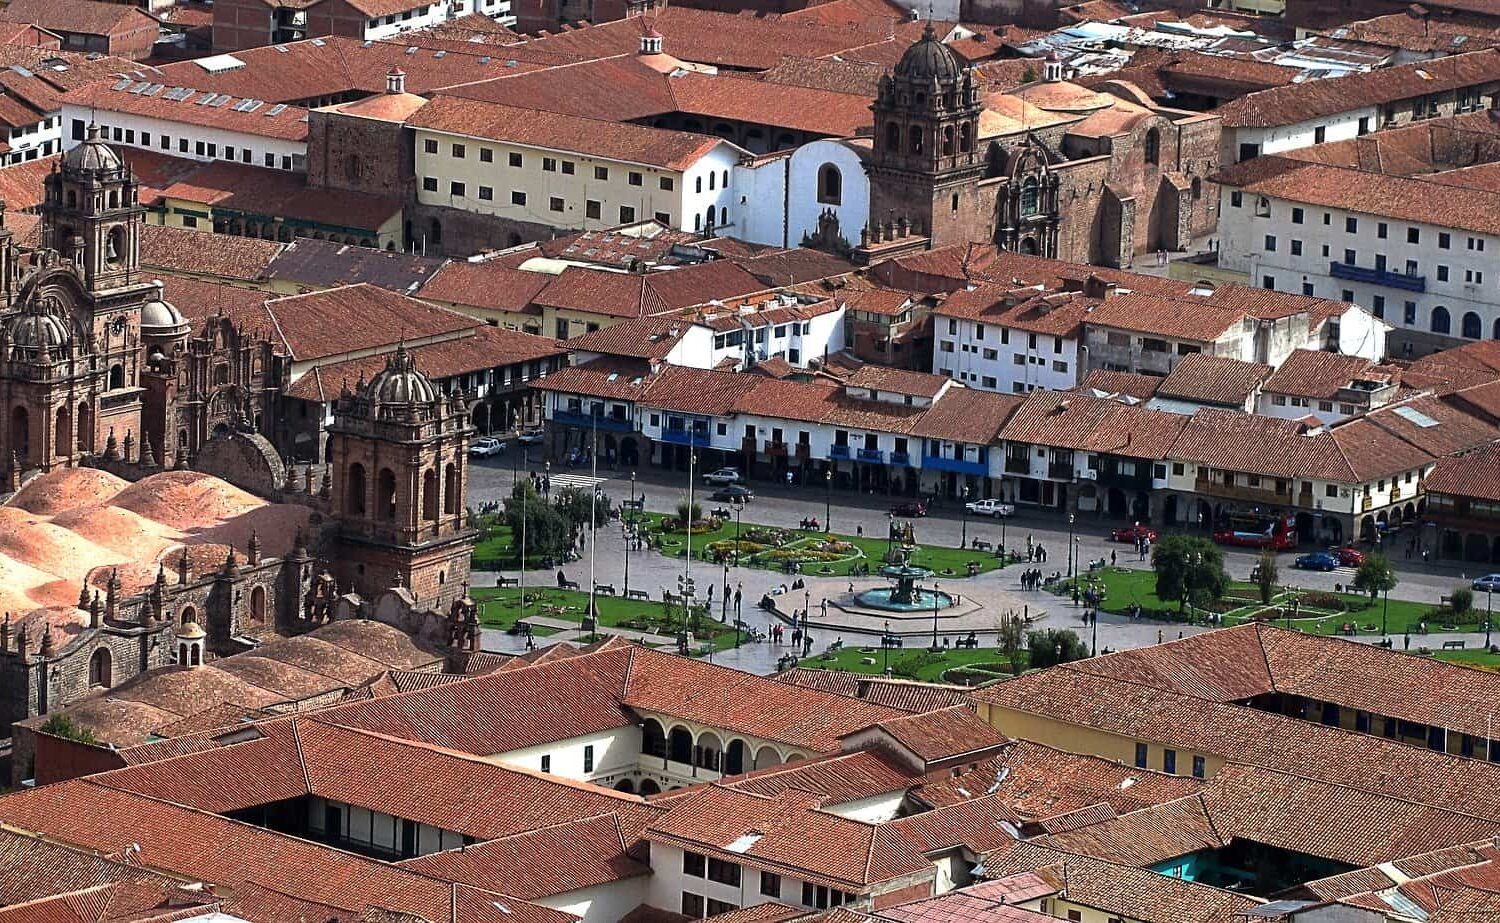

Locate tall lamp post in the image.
[587,412,599,642]
[1488,586,1494,650]
[1067,512,1077,580]
[824,468,833,533]
[930,580,941,651]
[684,451,697,641]
[733,499,744,568]
[623,471,636,598]
[960,486,971,550]
[882,620,894,675]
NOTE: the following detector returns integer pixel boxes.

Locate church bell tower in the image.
[327,346,475,612]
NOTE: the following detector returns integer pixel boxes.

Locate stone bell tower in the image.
[327,345,475,612]
[867,23,988,249]
[42,124,145,295]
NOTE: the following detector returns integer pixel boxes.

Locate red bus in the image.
[1213,514,1296,551]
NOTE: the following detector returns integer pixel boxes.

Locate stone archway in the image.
[194,430,285,496]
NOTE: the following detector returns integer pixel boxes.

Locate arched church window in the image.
[817,164,842,205]
[377,468,398,520]
[1020,176,1040,217]
[346,463,366,515]
[942,125,955,156]
[885,123,900,151]
[88,648,111,688]
[959,122,972,153]
[908,125,923,155]
[1144,128,1161,166]
[106,226,126,266]
[108,364,124,390]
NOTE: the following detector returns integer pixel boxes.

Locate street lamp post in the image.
[824,468,832,533]
[1000,507,1007,562]
[1067,512,1076,581]
[623,471,636,598]
[883,620,893,675]
[1487,586,1494,649]
[684,452,697,640]
[931,581,941,651]
[960,486,970,550]
[1091,601,1098,656]
[587,414,599,643]
[733,499,744,567]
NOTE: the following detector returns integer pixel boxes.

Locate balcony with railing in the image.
[829,444,851,459]
[857,447,884,463]
[1005,455,1031,475]
[1329,261,1425,293]
[660,426,710,447]
[890,450,912,467]
[764,440,788,457]
[553,409,634,432]
[1195,475,1291,505]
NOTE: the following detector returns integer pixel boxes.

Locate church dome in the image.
[140,282,189,338]
[177,619,206,640]
[895,22,962,83]
[365,344,439,405]
[62,124,123,174]
[5,309,70,352]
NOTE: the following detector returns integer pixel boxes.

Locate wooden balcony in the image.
[1195,476,1291,505]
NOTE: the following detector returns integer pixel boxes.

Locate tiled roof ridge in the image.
[1251,622,1280,698]
[289,716,314,796]
[303,716,654,805]
[1216,759,1500,828]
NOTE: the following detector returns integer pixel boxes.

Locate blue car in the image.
[1473,574,1500,593]
[1295,552,1340,571]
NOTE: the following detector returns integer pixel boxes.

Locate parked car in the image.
[516,428,545,445]
[1110,524,1158,544]
[1472,574,1500,593]
[468,437,505,458]
[703,467,743,486]
[710,485,754,502]
[965,498,1015,518]
[1294,551,1340,571]
[1330,546,1365,567]
[891,500,928,517]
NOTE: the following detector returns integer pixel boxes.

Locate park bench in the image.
[1374,638,1393,648]
[594,583,616,595]
[558,577,581,591]
[971,539,993,552]
[664,591,684,606]
[711,507,732,519]
[1443,639,1466,650]
[626,588,650,600]
[1440,594,1453,608]
[497,576,519,587]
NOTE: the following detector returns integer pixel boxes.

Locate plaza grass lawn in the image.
[470,586,741,650]
[1435,648,1500,671]
[471,523,564,571]
[644,513,1005,579]
[799,644,1020,683]
[1058,566,1463,636]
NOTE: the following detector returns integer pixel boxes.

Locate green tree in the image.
[1152,535,1228,613]
[1451,586,1474,615]
[1020,63,1037,83]
[1254,549,1280,605]
[40,714,100,745]
[1352,552,1398,601]
[505,479,571,561]
[1026,628,1089,668]
[675,499,703,527]
[997,610,1026,676]
[554,486,612,531]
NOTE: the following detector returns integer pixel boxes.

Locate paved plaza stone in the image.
[473,484,1497,674]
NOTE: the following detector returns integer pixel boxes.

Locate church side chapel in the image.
[0,127,483,768]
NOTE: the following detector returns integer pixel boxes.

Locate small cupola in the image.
[386,66,406,94]
[640,23,663,55]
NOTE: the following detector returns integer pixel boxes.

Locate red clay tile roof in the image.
[844,365,952,398]
[0,0,154,37]
[773,669,970,711]
[645,786,930,889]
[724,748,918,805]
[983,841,1261,923]
[139,224,283,281]
[936,286,1096,340]
[1154,352,1271,407]
[1262,349,1382,399]
[400,813,652,900]
[1084,292,1246,342]
[1217,48,1500,128]
[664,71,873,137]
[1000,390,1188,459]
[65,82,310,142]
[533,262,767,320]
[408,94,735,170]
[1425,440,1500,501]
[260,283,478,362]
[1036,794,1224,867]
[862,706,1008,764]
[1215,153,1500,238]
[418,260,552,314]
[157,160,401,233]
[1073,369,1163,401]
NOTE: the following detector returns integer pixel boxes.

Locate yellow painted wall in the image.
[979,703,1227,780]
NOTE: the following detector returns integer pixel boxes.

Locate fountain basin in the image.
[855,587,954,612]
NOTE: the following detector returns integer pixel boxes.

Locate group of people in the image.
[1024,536,1049,562]
[1017,569,1057,591]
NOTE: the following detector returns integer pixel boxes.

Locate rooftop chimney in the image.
[386,67,406,95]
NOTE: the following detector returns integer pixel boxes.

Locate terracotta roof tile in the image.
[64,82,310,142]
[861,705,1008,764]
[1154,352,1271,407]
[1262,349,1382,400]
[773,669,971,711]
[156,160,401,233]
[409,94,734,171]
[262,237,444,292]
[1073,369,1162,401]
[664,71,873,137]
[1036,795,1224,866]
[1425,439,1500,502]
[139,224,283,282]
[1217,48,1500,128]
[418,260,551,314]
[0,0,154,37]
[1001,390,1187,458]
